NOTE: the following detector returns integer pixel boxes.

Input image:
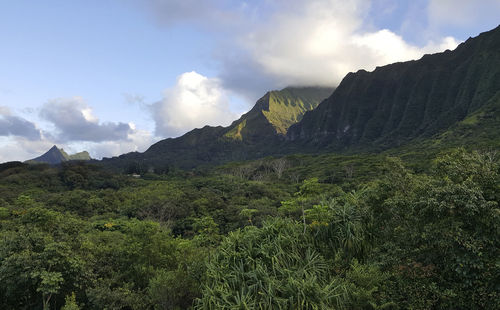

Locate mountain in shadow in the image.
[27,145,91,165]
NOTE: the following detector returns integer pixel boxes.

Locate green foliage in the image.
[239,208,258,225]
[0,207,87,310]
[61,293,80,310]
[310,191,373,260]
[0,207,9,219]
[196,218,349,309]
[376,149,500,309]
[148,240,205,310]
[345,261,395,310]
[1,148,499,309]
[193,216,221,246]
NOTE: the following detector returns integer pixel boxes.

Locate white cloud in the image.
[351,30,459,66]
[152,71,237,137]
[139,0,479,101]
[40,97,133,142]
[69,127,156,159]
[0,106,43,141]
[0,137,53,162]
[237,0,460,88]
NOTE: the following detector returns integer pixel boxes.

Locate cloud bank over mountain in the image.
[142,0,462,100]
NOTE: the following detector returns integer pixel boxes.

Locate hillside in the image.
[288,25,500,151]
[384,89,500,166]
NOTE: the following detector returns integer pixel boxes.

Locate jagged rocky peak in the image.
[224,86,334,140]
[27,145,91,165]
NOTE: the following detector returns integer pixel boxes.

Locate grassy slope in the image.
[225,87,334,139]
[263,87,333,135]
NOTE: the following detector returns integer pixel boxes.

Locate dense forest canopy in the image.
[0,148,498,309]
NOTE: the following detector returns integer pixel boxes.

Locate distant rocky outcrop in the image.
[27,145,91,165]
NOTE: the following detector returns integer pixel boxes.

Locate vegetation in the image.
[262,87,333,135]
[1,147,498,309]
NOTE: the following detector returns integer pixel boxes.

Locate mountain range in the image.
[31,25,500,171]
[102,86,333,171]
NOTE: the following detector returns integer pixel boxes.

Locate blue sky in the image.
[0,0,499,162]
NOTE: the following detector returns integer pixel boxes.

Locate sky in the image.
[0,0,499,162]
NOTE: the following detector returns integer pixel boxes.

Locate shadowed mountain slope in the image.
[102,87,333,170]
[103,25,500,172]
[287,25,500,151]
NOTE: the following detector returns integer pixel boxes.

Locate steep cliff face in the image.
[224,87,334,141]
[288,25,500,150]
[262,87,334,135]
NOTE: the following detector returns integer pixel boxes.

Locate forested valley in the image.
[1,148,498,309]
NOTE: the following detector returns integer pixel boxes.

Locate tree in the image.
[0,207,87,310]
[61,293,80,310]
[279,178,326,234]
[271,158,288,179]
[239,208,258,226]
[33,270,64,310]
[306,189,373,261]
[196,218,349,309]
[382,150,500,309]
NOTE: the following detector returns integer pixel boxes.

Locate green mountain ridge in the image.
[103,25,500,172]
[102,87,333,170]
[287,25,500,151]
[226,87,334,139]
[389,90,500,160]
